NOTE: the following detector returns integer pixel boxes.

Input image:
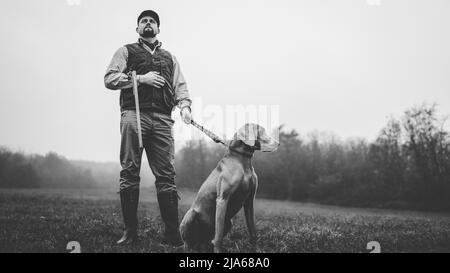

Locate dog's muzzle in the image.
[259,139,279,152]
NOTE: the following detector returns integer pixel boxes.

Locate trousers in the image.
[119,109,177,194]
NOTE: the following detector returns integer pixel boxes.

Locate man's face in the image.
[136,16,159,38]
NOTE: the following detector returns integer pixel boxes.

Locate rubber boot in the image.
[157,191,183,247]
[116,188,139,245]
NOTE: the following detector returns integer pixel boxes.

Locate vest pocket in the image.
[163,83,177,110]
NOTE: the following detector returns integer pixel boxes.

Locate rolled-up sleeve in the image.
[104,47,133,90]
[171,55,192,110]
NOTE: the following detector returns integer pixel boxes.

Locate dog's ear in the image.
[257,126,280,152]
[236,124,259,147]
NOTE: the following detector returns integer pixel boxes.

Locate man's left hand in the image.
[180,107,192,124]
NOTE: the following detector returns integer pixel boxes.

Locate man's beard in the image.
[141,27,156,38]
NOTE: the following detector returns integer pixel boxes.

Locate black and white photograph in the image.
[1,0,450,258]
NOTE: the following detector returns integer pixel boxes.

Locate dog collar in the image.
[229,145,255,158]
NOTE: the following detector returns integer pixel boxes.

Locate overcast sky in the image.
[1,0,449,162]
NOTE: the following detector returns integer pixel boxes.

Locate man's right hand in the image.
[138,71,165,88]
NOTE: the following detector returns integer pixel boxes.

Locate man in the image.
[104,10,192,247]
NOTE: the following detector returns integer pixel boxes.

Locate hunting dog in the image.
[179,124,279,253]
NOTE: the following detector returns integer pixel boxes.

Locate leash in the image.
[190,119,229,147]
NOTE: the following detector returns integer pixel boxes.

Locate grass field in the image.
[1,188,450,253]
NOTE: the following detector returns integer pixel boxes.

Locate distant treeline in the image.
[0,150,97,188]
[175,104,450,211]
[0,149,154,189]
